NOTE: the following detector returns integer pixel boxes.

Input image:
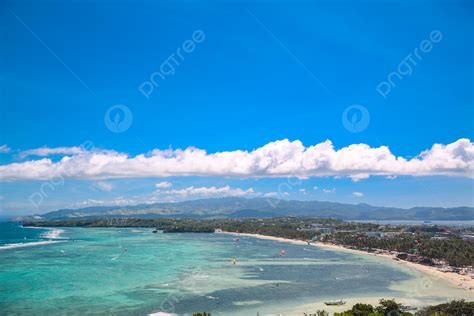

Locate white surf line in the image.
[40,228,65,239]
[0,240,65,250]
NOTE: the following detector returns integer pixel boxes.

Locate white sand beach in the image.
[219,231,474,293]
[217,231,474,315]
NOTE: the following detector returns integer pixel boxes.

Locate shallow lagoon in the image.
[0,223,470,315]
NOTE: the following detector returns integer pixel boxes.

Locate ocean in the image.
[0,221,470,315]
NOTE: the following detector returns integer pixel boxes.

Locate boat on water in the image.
[401,305,417,312]
[324,300,346,306]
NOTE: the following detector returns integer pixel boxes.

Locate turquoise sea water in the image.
[0,222,469,315]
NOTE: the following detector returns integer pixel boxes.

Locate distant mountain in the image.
[22,197,474,221]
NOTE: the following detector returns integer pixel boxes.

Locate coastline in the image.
[219,231,474,293]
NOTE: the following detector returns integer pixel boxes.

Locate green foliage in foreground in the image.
[334,299,410,316]
[415,300,474,316]
[333,299,474,316]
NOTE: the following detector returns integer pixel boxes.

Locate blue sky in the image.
[0,0,473,215]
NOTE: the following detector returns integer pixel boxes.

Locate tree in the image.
[352,303,375,315]
[415,299,474,316]
[376,299,403,315]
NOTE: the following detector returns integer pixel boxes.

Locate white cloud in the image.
[352,191,364,197]
[299,188,306,194]
[323,188,336,193]
[158,185,254,198]
[19,146,85,159]
[313,186,319,190]
[77,186,255,207]
[1,138,473,181]
[263,192,278,198]
[93,181,114,192]
[0,145,11,153]
[74,196,149,207]
[155,181,173,189]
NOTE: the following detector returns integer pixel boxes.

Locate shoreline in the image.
[219,231,474,293]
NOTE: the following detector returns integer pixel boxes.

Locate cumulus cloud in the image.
[0,145,11,153]
[158,185,255,198]
[155,181,173,189]
[323,188,336,193]
[93,181,114,192]
[19,146,85,159]
[0,138,472,181]
[352,191,364,197]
